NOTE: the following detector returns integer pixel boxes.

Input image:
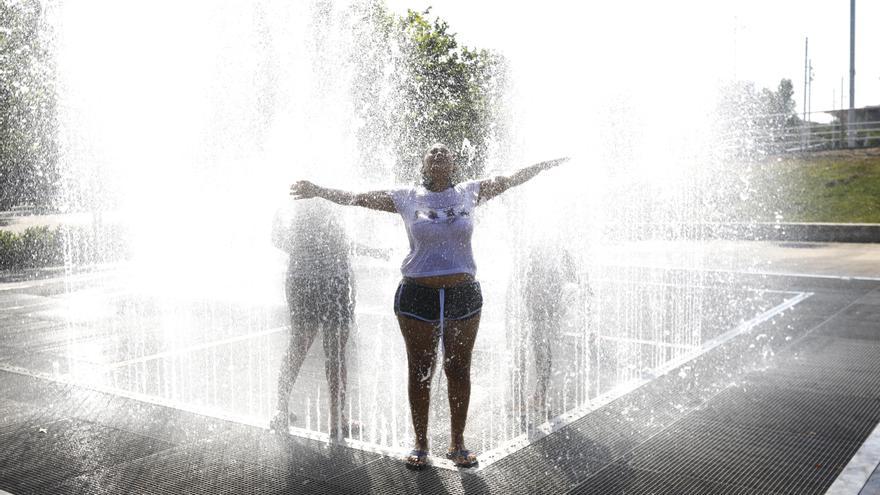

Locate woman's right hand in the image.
[290,180,319,200]
[540,157,570,170]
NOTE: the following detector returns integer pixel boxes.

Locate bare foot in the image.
[329,418,363,440]
[268,410,297,434]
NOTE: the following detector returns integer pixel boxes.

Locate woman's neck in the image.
[423,177,452,192]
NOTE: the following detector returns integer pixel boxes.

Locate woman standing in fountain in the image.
[270,200,357,441]
[289,143,567,468]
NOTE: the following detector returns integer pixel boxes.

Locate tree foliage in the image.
[393,9,505,181]
[0,0,58,211]
[716,78,800,158]
[349,3,507,183]
[0,0,505,210]
[0,224,129,269]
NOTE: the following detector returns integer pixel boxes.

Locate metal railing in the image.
[717,110,880,155]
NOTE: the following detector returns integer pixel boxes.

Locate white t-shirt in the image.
[390,181,482,278]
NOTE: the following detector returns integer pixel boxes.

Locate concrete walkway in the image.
[607,240,880,280]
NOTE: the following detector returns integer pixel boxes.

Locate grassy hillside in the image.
[723,148,880,223]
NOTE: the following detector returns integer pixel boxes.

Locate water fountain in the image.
[30,0,807,466]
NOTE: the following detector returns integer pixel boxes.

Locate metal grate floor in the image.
[623,417,862,495]
[568,461,777,495]
[0,418,174,494]
[689,383,880,442]
[1,273,879,494]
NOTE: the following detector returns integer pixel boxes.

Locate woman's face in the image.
[422,144,454,181]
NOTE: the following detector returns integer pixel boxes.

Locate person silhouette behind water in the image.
[269,199,358,440]
[522,244,586,425]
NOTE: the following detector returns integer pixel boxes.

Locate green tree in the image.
[393,9,505,182]
[716,78,800,158]
[348,3,507,183]
[347,0,399,179]
[760,78,798,129]
[0,0,58,211]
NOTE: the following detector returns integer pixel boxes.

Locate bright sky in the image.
[381,0,880,162]
[51,1,879,169]
[386,0,880,115]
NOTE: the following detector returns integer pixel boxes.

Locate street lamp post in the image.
[847,0,856,148]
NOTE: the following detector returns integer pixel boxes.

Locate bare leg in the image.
[274,318,319,428]
[533,319,552,420]
[443,314,480,454]
[322,319,350,440]
[397,315,440,454]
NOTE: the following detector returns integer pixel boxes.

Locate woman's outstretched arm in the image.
[289,180,396,212]
[478,157,569,203]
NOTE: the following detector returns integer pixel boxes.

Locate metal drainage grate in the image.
[624,417,862,495]
[569,461,776,495]
[690,383,880,442]
[0,418,173,494]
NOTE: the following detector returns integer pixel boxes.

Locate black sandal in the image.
[446,448,478,468]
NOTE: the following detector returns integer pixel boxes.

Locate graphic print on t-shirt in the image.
[413,202,470,223]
